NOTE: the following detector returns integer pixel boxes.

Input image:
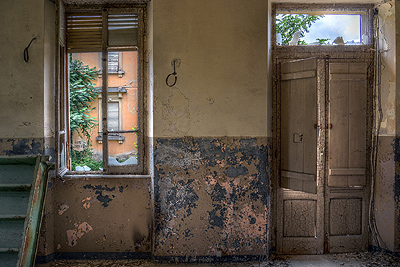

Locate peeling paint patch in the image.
[83,184,116,207]
[67,222,93,246]
[393,138,400,251]
[58,204,69,215]
[0,138,44,155]
[82,197,91,209]
[154,137,270,257]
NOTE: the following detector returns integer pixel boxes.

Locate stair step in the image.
[0,251,19,267]
[0,215,26,219]
[0,165,35,185]
[0,248,19,252]
[0,192,30,216]
[0,184,31,191]
[0,220,24,248]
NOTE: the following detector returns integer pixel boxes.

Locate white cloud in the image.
[303,15,361,43]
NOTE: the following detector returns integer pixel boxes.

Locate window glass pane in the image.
[107,51,139,166]
[69,52,103,171]
[276,14,362,45]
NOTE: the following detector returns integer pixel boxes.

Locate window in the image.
[57,7,146,175]
[98,52,125,77]
[274,4,372,46]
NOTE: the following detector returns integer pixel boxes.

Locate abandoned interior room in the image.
[0,0,400,266]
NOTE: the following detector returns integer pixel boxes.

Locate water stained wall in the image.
[153,137,270,262]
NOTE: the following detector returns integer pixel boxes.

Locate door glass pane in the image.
[69,52,103,171]
[107,51,139,166]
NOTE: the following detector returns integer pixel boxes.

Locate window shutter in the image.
[108,52,119,72]
[66,13,103,53]
[108,14,138,47]
[108,102,120,132]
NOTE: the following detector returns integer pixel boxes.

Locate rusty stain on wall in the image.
[154,137,270,260]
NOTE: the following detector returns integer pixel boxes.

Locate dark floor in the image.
[36,251,400,267]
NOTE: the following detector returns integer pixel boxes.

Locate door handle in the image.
[293,133,303,143]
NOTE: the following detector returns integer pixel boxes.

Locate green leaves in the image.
[276,14,323,45]
[69,55,99,141]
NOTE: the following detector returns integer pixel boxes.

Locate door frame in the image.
[271,47,374,254]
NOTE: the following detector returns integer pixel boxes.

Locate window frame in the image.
[57,5,147,176]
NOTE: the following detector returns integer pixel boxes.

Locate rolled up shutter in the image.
[66,12,102,53]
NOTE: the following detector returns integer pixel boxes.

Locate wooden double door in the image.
[276,57,371,254]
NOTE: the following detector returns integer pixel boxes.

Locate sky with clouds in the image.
[277,14,361,44]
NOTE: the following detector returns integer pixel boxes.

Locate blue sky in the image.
[278,14,361,44]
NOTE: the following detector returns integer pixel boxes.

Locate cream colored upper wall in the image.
[376,1,396,136]
[152,0,269,137]
[0,0,45,138]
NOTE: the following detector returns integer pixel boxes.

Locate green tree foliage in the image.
[276,14,323,45]
[69,55,102,171]
[69,55,98,140]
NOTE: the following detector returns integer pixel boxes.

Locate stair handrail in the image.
[16,156,53,267]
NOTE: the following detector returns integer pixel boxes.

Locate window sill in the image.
[96,135,125,144]
[98,70,125,78]
[62,173,151,179]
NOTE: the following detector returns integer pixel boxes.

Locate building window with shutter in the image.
[61,7,146,175]
[98,51,125,78]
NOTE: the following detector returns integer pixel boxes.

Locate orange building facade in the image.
[71,51,139,164]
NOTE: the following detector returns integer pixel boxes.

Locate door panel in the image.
[278,58,323,254]
[277,58,370,255]
[328,63,367,187]
[327,62,369,253]
[281,58,317,194]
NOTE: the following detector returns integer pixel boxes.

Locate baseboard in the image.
[154,254,269,263]
[35,252,151,264]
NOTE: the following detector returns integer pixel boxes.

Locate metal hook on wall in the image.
[166,58,180,87]
[24,37,36,63]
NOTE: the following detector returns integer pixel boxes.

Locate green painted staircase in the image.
[0,156,52,267]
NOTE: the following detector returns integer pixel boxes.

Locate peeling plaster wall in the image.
[154,137,269,261]
[151,0,271,260]
[373,0,399,253]
[52,178,152,257]
[395,0,400,253]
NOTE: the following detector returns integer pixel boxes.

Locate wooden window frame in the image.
[57,5,147,175]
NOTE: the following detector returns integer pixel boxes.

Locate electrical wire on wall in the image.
[369,7,387,251]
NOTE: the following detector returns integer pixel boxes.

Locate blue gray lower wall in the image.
[153,137,271,261]
[0,138,44,155]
